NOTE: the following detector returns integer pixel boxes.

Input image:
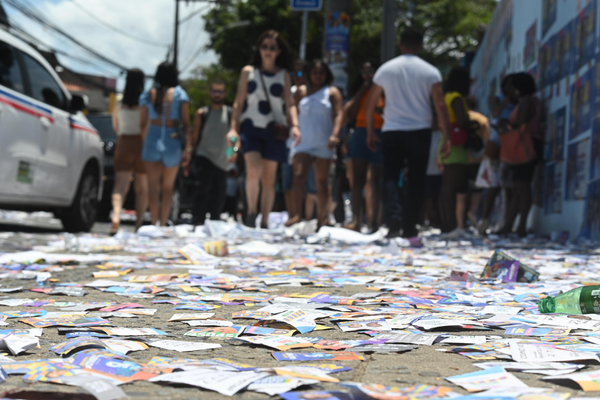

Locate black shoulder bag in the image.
[259,71,289,141]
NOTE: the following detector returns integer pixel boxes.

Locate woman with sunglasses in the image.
[228,30,300,228]
[344,61,384,232]
[285,59,344,229]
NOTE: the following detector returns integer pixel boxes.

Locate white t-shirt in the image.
[373,54,442,132]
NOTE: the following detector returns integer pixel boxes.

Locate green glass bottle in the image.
[538,285,600,314]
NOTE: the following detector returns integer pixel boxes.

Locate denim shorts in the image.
[347,127,383,165]
[142,125,182,168]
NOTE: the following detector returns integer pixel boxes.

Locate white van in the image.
[0,28,103,232]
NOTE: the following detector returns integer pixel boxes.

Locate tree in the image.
[396,0,496,73]
[195,0,496,99]
[180,63,238,116]
[202,0,324,73]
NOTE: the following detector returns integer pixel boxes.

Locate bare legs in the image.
[313,158,331,227]
[501,181,531,236]
[244,151,278,228]
[345,158,382,231]
[145,162,179,226]
[286,153,331,228]
[111,171,148,232]
[286,153,312,226]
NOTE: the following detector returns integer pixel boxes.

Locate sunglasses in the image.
[211,90,225,95]
[293,71,303,77]
[260,44,279,52]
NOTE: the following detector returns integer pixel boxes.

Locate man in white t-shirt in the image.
[364,28,451,238]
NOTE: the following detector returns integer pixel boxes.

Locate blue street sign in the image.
[290,0,322,11]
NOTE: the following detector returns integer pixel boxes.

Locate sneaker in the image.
[386,229,401,239]
[478,219,489,236]
[467,213,478,229]
[445,227,467,240]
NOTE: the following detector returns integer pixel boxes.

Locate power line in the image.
[68,0,170,48]
[3,0,129,71]
[9,22,118,76]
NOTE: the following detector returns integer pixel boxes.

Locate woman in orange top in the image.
[344,61,385,232]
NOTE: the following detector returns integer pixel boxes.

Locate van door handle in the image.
[40,116,51,129]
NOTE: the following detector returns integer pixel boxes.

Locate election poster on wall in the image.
[325,11,350,96]
[470,0,600,237]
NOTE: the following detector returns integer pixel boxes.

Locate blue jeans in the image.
[382,129,431,237]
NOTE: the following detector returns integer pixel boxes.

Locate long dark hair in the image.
[349,60,379,98]
[122,68,145,107]
[511,72,537,96]
[305,59,334,89]
[250,30,293,71]
[445,66,470,96]
[153,62,178,114]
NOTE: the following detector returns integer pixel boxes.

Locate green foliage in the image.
[190,0,496,101]
[202,0,324,73]
[180,63,238,115]
[397,0,497,72]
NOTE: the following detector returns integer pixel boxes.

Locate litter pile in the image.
[0,223,599,399]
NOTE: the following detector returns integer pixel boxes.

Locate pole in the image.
[300,11,309,60]
[173,0,180,70]
[381,0,397,63]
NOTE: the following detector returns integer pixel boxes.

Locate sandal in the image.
[109,221,119,236]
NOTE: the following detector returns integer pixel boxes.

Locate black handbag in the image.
[465,120,484,151]
[259,70,289,141]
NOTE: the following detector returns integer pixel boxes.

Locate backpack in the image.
[196,105,232,151]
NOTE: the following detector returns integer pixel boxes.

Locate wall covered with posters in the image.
[470,0,600,241]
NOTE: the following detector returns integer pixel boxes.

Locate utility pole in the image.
[300,11,309,60]
[381,0,397,63]
[173,0,180,70]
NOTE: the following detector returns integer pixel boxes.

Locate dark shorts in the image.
[241,125,287,163]
[510,137,543,183]
[115,135,146,174]
[347,127,383,165]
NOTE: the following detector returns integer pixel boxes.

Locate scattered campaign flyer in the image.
[184,325,245,339]
[19,316,112,328]
[247,375,320,396]
[337,318,390,332]
[510,342,600,363]
[169,313,215,321]
[244,326,295,336]
[272,352,366,361]
[480,250,539,283]
[543,369,600,391]
[185,319,234,327]
[237,336,314,351]
[375,333,439,346]
[445,366,528,392]
[343,382,453,400]
[93,327,167,336]
[265,310,316,334]
[148,340,221,352]
[149,369,269,396]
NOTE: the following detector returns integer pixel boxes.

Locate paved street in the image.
[0,212,599,399]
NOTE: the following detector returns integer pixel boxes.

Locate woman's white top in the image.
[293,85,333,156]
[117,103,141,135]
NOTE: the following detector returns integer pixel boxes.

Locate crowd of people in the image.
[109,27,543,239]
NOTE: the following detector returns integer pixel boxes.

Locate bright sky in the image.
[3,0,217,89]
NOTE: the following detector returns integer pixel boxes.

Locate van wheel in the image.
[60,169,98,232]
